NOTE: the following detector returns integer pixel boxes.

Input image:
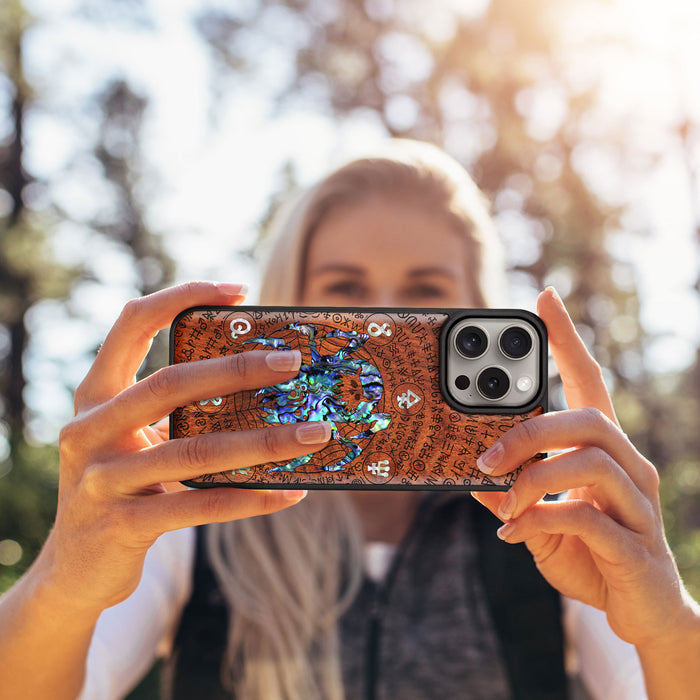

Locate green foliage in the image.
[0,441,59,592]
[660,458,700,602]
[614,374,700,597]
[0,0,174,591]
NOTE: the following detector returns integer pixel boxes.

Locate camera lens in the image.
[477,367,510,400]
[455,325,488,359]
[499,326,533,359]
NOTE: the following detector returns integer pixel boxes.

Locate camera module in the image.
[498,326,533,359]
[445,314,541,409]
[455,325,488,359]
[476,366,510,400]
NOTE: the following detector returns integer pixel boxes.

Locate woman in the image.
[0,140,698,699]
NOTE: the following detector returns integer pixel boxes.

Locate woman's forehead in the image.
[306,197,468,272]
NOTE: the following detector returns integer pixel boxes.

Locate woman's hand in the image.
[43,282,331,615]
[472,288,699,654]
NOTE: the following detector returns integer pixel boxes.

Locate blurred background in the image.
[1,0,700,689]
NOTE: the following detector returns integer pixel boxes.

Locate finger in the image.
[112,422,332,489]
[537,287,618,424]
[77,282,248,408]
[470,491,602,589]
[495,447,653,533]
[96,349,302,437]
[496,499,639,562]
[138,486,309,537]
[476,408,659,496]
[143,417,170,444]
[470,491,508,523]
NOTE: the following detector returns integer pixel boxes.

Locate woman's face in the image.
[300,195,478,308]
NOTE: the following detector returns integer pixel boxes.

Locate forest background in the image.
[2,0,700,695]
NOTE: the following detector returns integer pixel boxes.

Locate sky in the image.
[10,0,700,442]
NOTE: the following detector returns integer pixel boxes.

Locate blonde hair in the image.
[258,139,505,306]
[206,494,363,699]
[207,139,505,699]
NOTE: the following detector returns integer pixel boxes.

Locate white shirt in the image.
[79,527,647,699]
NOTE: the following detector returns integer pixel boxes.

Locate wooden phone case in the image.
[170,307,547,490]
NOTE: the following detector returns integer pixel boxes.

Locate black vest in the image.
[162,495,568,699]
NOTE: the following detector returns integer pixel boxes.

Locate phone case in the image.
[170,307,547,490]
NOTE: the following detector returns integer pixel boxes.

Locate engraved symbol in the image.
[367,322,392,338]
[392,383,424,416]
[199,397,223,406]
[397,389,422,410]
[367,459,391,478]
[230,318,252,338]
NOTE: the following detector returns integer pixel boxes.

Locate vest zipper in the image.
[362,496,437,700]
[365,494,452,700]
[365,582,383,700]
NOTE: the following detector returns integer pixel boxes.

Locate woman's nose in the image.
[373,288,402,308]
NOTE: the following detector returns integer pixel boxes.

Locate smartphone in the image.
[170,307,547,491]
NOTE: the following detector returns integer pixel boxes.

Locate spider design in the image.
[243,323,391,472]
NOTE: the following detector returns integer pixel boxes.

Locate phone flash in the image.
[516,376,533,392]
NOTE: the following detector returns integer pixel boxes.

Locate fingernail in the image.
[497,522,516,541]
[477,442,504,474]
[546,286,563,306]
[266,350,301,372]
[284,489,308,502]
[215,282,249,297]
[296,421,332,445]
[497,489,517,520]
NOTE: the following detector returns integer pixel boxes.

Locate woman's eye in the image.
[322,280,367,299]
